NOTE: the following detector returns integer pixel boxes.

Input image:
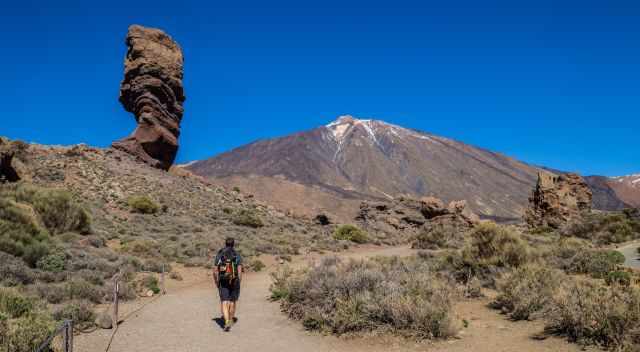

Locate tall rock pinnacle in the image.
[112,25,186,170]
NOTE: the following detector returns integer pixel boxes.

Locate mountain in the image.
[187,116,548,221]
[607,174,640,208]
[583,176,630,210]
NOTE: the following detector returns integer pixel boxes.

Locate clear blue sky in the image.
[1,0,638,176]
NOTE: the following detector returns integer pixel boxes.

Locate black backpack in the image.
[216,248,239,285]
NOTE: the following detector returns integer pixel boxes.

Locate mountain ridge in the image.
[186,116,636,221]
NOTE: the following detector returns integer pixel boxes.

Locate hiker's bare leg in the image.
[230,301,236,320]
[220,302,224,318]
[222,301,231,325]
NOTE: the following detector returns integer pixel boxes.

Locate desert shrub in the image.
[248,258,266,272]
[568,249,625,279]
[64,279,104,303]
[546,280,640,349]
[53,300,95,327]
[464,222,530,268]
[169,271,183,281]
[8,184,90,235]
[566,212,640,244]
[446,223,531,286]
[127,196,159,214]
[605,270,632,287]
[0,199,52,267]
[0,252,35,286]
[0,289,34,318]
[4,312,56,352]
[413,226,452,249]
[333,225,368,244]
[121,239,158,256]
[142,259,171,273]
[29,189,91,235]
[36,252,66,273]
[414,223,467,250]
[270,257,459,339]
[544,237,590,271]
[32,283,66,304]
[232,209,264,228]
[141,276,161,294]
[493,265,564,320]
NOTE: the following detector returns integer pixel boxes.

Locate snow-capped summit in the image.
[186,115,545,219]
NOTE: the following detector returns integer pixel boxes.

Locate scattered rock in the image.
[146,290,154,297]
[525,172,592,229]
[96,312,113,329]
[314,213,332,226]
[112,25,186,171]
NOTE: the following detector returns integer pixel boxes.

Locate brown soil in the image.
[75,246,597,352]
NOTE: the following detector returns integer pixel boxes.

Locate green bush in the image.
[569,249,625,279]
[127,196,159,214]
[29,189,91,235]
[333,225,368,244]
[36,252,66,273]
[0,289,34,319]
[605,270,631,286]
[270,257,459,339]
[5,313,56,352]
[142,276,160,294]
[493,265,564,320]
[232,210,264,228]
[464,222,530,268]
[248,258,266,272]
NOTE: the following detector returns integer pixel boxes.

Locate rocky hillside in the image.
[187,116,544,221]
[1,137,336,260]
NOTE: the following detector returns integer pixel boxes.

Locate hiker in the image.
[213,237,243,331]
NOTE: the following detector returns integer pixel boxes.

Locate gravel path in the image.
[75,246,588,352]
[618,242,640,269]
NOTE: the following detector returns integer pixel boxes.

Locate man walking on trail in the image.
[213,237,243,332]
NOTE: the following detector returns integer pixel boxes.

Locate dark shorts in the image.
[218,281,240,302]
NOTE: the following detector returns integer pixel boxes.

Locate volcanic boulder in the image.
[525,172,592,229]
[112,25,185,170]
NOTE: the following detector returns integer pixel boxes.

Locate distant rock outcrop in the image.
[112,25,185,171]
[356,196,479,239]
[525,172,592,229]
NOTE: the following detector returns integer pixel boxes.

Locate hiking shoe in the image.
[223,320,231,332]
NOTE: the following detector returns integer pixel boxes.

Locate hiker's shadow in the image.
[212,317,225,330]
[212,317,238,330]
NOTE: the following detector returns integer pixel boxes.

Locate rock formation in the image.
[525,172,592,229]
[356,196,479,239]
[0,138,25,183]
[112,25,185,170]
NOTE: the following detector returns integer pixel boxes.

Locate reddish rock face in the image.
[112,25,185,170]
[525,172,592,229]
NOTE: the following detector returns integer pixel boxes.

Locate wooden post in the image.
[112,277,119,329]
[63,320,73,352]
[161,264,166,295]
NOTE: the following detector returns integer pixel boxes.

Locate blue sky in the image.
[1,0,638,176]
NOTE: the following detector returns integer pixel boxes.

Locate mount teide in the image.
[187,116,548,221]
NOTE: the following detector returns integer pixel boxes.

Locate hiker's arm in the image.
[212,268,219,287]
[238,265,243,283]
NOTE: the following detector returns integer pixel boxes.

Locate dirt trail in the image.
[617,241,640,270]
[76,246,588,352]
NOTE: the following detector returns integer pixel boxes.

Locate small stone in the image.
[146,290,154,297]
